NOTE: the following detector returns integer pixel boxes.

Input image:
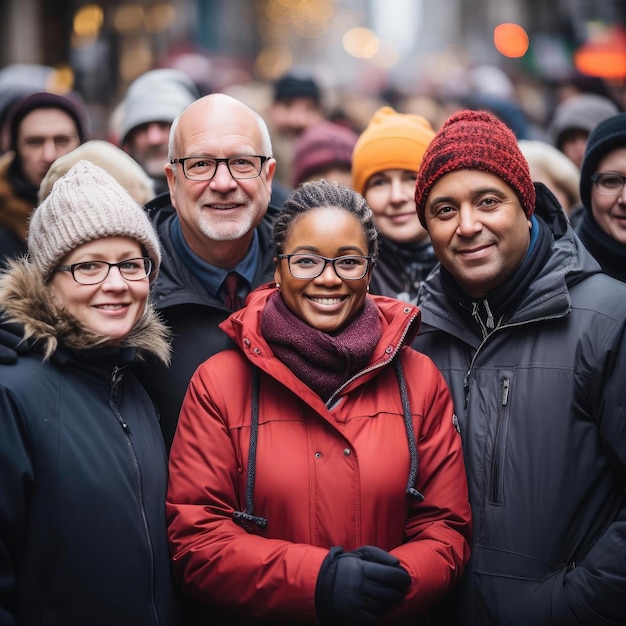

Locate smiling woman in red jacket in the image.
[167,179,471,625]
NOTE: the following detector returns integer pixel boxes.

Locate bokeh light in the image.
[343,27,380,59]
[494,23,529,58]
[73,4,104,39]
[144,4,176,34]
[574,24,626,79]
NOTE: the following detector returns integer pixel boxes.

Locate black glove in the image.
[0,328,19,365]
[315,545,411,626]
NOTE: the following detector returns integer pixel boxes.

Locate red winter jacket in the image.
[167,284,471,624]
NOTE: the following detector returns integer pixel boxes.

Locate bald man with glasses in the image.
[137,93,279,454]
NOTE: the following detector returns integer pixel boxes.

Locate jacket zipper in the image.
[326,309,419,408]
[109,366,161,626]
[462,312,567,506]
[490,376,511,504]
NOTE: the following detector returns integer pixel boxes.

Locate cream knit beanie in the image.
[28,160,161,281]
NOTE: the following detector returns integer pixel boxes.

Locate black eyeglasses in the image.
[277,254,372,280]
[170,155,269,181]
[591,173,626,196]
[55,258,152,285]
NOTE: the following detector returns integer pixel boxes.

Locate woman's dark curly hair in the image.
[273,179,379,261]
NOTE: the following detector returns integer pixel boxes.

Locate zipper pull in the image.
[464,369,471,411]
[484,300,495,329]
[452,413,461,434]
[501,377,510,405]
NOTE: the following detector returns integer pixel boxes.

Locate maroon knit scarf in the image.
[260,292,382,401]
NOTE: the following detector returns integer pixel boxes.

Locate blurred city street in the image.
[1,0,625,136]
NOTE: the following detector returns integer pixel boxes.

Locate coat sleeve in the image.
[166,356,327,623]
[387,351,472,619]
[556,323,626,624]
[0,384,33,626]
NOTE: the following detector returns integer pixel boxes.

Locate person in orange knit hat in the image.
[352,106,436,301]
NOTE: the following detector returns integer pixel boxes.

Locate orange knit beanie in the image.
[351,106,436,195]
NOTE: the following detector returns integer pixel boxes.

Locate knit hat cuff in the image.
[352,136,431,194]
[28,160,161,281]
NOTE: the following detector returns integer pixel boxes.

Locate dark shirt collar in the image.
[170,216,260,297]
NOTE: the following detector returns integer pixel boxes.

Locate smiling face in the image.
[590,147,626,244]
[165,94,276,266]
[49,237,150,343]
[425,169,531,298]
[274,206,372,333]
[364,169,429,243]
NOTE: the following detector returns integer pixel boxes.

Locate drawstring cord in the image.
[394,359,425,501]
[232,367,268,530]
[233,360,424,531]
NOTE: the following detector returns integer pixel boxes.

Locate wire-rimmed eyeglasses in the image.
[277,254,372,280]
[591,173,626,196]
[55,258,152,285]
[170,155,269,181]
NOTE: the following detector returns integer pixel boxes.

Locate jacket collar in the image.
[221,282,421,380]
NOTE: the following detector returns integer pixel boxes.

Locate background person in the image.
[518,138,582,222]
[167,180,471,625]
[117,68,200,194]
[291,118,358,189]
[266,71,325,192]
[0,160,179,625]
[352,106,437,301]
[413,109,626,625]
[575,112,626,282]
[0,91,87,264]
[137,93,278,452]
[547,92,620,169]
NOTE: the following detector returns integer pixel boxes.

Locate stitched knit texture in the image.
[28,160,161,281]
[414,109,536,228]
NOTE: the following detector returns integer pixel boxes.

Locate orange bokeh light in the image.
[574,26,626,79]
[494,23,529,58]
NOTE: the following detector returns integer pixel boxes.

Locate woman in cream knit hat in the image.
[352,106,437,301]
[0,160,179,624]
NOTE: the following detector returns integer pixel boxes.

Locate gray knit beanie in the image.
[120,69,199,145]
[548,93,619,150]
[28,160,161,282]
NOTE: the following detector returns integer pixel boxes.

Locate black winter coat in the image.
[414,187,626,625]
[137,193,277,451]
[0,261,179,625]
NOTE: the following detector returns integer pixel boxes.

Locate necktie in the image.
[222,272,244,310]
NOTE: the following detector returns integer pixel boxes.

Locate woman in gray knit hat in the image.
[0,160,180,625]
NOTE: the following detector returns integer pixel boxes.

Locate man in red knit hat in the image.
[413,109,626,625]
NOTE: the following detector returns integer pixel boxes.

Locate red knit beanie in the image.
[415,109,535,228]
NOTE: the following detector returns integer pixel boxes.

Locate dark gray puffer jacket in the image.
[414,186,626,625]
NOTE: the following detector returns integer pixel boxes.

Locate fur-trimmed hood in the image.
[0,257,171,364]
